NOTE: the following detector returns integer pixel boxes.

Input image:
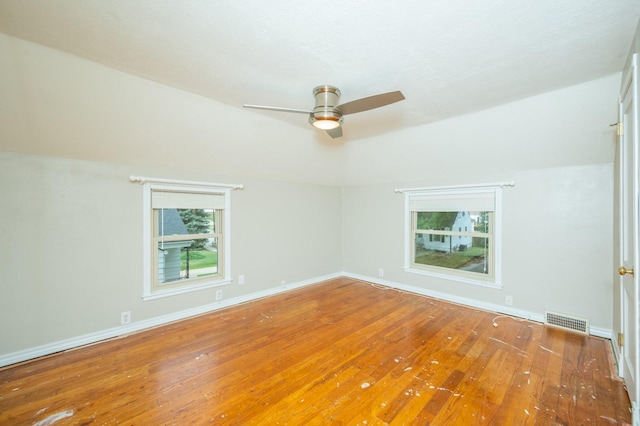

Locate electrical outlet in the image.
[215,289,223,300]
[505,296,513,306]
[238,274,245,285]
[378,268,384,277]
[120,311,131,325]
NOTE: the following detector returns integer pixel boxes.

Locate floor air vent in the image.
[544,310,589,334]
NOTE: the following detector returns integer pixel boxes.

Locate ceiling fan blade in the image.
[336,91,405,115]
[326,126,343,139]
[243,104,311,114]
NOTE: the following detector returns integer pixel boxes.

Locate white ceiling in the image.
[0,0,639,142]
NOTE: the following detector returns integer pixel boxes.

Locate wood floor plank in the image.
[0,278,631,425]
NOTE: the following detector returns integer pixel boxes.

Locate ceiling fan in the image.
[243,85,405,138]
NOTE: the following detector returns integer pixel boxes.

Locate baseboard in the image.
[343,272,613,340]
[0,272,342,368]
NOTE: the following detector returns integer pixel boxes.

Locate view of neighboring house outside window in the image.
[404,185,502,288]
[142,183,232,300]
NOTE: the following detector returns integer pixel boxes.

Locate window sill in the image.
[143,279,232,301]
[404,266,501,290]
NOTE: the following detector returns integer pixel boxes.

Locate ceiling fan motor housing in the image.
[309,85,343,128]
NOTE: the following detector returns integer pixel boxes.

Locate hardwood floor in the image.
[0,278,631,425]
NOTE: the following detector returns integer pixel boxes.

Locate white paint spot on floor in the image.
[431,360,439,364]
[524,409,529,415]
[33,410,74,426]
[361,382,371,389]
[490,337,528,354]
[404,367,412,371]
[539,345,557,354]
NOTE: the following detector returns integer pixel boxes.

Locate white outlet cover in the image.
[121,311,131,325]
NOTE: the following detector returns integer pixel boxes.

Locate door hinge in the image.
[618,332,624,347]
[610,122,623,136]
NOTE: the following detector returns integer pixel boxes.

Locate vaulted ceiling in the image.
[1,0,639,142]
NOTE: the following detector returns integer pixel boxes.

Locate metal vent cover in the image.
[544,310,589,334]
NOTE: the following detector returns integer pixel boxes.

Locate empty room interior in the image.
[2,1,640,424]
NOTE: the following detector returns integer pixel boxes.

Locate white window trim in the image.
[133,176,242,301]
[399,181,514,289]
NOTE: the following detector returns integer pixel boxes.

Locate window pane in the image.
[414,235,490,275]
[416,211,458,230]
[417,211,490,233]
[156,208,215,236]
[157,238,219,284]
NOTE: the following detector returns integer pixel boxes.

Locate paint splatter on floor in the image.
[33,410,74,426]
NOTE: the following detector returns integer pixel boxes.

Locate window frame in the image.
[142,182,232,300]
[403,185,504,289]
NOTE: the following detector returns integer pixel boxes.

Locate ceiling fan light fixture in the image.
[310,115,342,130]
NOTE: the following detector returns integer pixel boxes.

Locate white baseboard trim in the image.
[590,326,613,340]
[1,271,613,368]
[0,272,342,368]
[343,272,613,340]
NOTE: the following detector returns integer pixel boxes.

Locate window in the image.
[142,182,233,300]
[403,185,503,288]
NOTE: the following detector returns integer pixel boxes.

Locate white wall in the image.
[340,75,619,186]
[342,76,619,331]
[342,164,612,327]
[0,152,342,358]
